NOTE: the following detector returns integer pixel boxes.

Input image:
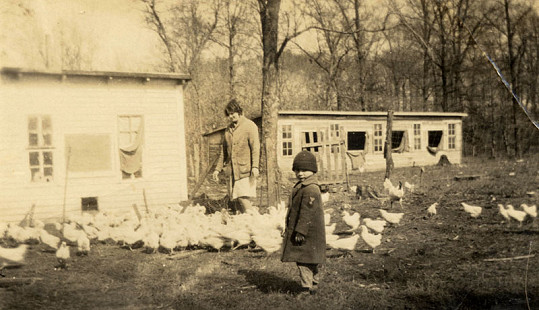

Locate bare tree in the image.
[211,0,256,99]
[141,0,222,181]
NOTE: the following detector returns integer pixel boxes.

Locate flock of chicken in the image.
[459,201,537,226]
[1,176,536,273]
[0,178,406,272]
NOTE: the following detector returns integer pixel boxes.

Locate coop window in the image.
[391,131,405,149]
[281,125,293,156]
[373,124,383,153]
[330,124,340,139]
[302,131,320,152]
[81,197,98,211]
[448,124,456,149]
[347,131,366,151]
[413,124,421,150]
[428,130,443,148]
[118,115,144,179]
[28,115,54,182]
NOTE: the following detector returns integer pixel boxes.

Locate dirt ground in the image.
[1,155,538,310]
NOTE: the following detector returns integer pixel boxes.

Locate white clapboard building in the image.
[0,67,190,223]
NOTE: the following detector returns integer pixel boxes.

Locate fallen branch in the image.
[0,277,43,287]
[483,254,535,262]
[165,249,206,260]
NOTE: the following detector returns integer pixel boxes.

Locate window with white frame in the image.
[28,115,54,182]
[448,123,456,149]
[302,131,320,152]
[330,124,340,139]
[413,124,421,150]
[373,124,383,152]
[118,115,143,179]
[281,125,293,156]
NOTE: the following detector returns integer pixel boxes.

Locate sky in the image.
[0,0,162,71]
[1,0,537,73]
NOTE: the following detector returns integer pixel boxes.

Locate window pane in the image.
[391,131,404,149]
[43,133,52,146]
[28,117,38,131]
[131,117,141,131]
[31,168,41,181]
[43,152,53,165]
[29,133,39,146]
[347,132,366,151]
[119,133,131,147]
[29,152,40,166]
[44,167,53,177]
[42,116,52,131]
[118,117,130,131]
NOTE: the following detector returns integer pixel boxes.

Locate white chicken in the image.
[324,213,331,226]
[461,202,482,218]
[321,192,330,204]
[325,222,337,235]
[0,222,8,237]
[506,205,527,227]
[142,231,160,253]
[326,234,359,257]
[39,229,61,250]
[76,232,91,255]
[199,234,228,251]
[325,233,340,245]
[363,218,387,234]
[342,210,361,231]
[403,181,415,192]
[251,229,282,254]
[360,225,382,253]
[427,203,438,216]
[0,244,28,276]
[384,178,404,208]
[55,241,70,269]
[498,204,510,223]
[62,223,82,244]
[379,210,404,225]
[521,204,537,219]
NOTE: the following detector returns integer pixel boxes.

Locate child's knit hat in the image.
[292,150,317,173]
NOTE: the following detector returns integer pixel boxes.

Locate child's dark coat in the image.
[281,175,326,264]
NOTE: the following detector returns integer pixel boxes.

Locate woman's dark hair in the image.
[225,99,243,116]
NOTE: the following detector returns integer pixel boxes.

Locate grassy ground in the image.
[1,155,538,310]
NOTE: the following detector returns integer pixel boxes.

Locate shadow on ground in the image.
[238,269,302,294]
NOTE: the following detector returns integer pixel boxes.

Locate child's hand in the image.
[294,232,305,245]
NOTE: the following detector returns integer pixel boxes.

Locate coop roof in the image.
[203,110,467,136]
[278,110,468,118]
[0,67,191,83]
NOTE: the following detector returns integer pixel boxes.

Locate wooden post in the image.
[63,147,71,224]
[384,110,394,180]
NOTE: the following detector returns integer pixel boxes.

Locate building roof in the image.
[0,67,191,83]
[203,110,468,136]
[278,110,468,118]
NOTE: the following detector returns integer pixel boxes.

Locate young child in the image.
[281,150,326,297]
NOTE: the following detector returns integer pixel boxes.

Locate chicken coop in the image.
[204,110,467,184]
[0,67,191,223]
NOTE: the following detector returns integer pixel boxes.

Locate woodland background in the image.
[1,0,538,189]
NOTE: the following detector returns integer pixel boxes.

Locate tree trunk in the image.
[504,0,521,158]
[259,0,282,208]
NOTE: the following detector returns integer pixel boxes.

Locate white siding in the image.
[277,117,464,178]
[0,77,188,223]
